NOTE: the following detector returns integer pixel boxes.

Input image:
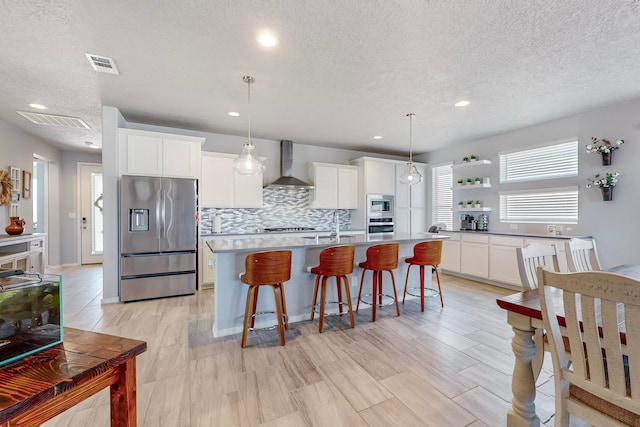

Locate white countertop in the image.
[206,232,449,253]
[441,230,591,240]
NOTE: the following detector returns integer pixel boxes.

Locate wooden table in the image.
[496,264,640,427]
[0,327,147,427]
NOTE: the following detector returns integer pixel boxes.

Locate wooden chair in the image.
[309,245,355,332]
[516,243,560,291]
[537,267,640,426]
[516,242,560,380]
[239,250,292,348]
[402,240,444,311]
[356,243,400,321]
[565,238,602,272]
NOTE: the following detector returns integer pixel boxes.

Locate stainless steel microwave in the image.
[367,194,394,218]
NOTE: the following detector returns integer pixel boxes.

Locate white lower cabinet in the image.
[440,234,461,272]
[489,236,525,286]
[460,234,489,278]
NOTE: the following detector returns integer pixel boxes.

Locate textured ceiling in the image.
[2,0,640,155]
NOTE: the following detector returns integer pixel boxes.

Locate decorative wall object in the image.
[0,170,11,206]
[22,171,31,199]
[586,137,625,165]
[586,172,619,201]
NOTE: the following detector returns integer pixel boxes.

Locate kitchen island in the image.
[206,233,449,337]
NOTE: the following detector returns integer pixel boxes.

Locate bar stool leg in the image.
[419,265,425,312]
[310,275,320,321]
[434,266,444,307]
[242,286,257,348]
[336,276,344,316]
[342,276,355,328]
[280,282,289,330]
[371,270,378,321]
[319,276,328,332]
[388,270,400,317]
[356,269,366,312]
[250,286,260,328]
[402,264,413,304]
[272,284,286,346]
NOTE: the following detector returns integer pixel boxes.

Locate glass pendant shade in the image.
[232,141,265,175]
[399,160,423,185]
[233,75,265,175]
[399,113,422,185]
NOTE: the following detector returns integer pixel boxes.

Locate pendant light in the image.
[399,113,422,185]
[233,76,266,175]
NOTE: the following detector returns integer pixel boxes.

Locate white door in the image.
[79,164,103,264]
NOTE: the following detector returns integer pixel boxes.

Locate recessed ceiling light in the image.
[373,136,382,140]
[258,33,278,47]
[228,111,240,117]
[85,141,99,149]
[455,100,470,107]
[29,103,47,110]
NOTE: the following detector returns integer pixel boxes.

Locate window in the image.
[500,186,579,224]
[499,140,578,183]
[431,163,453,230]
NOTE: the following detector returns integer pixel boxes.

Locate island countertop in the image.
[206,232,449,253]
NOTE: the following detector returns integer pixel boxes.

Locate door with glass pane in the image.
[80,164,103,264]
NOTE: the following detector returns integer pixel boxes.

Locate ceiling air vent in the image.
[85,53,119,75]
[16,111,91,129]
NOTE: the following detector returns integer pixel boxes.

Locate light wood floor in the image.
[39,265,586,427]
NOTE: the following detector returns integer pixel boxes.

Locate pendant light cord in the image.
[407,113,415,162]
[247,77,252,143]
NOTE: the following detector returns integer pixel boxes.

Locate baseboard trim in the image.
[101,297,120,304]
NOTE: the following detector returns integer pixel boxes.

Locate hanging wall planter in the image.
[601,151,613,166]
[586,137,625,166]
[600,186,614,201]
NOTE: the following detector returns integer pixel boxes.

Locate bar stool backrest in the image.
[242,250,292,285]
[411,241,443,266]
[365,243,399,270]
[317,245,355,276]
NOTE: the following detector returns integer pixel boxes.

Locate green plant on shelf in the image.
[475,201,482,207]
[458,201,464,207]
[467,200,474,206]
[470,155,477,161]
[475,177,481,184]
[466,178,472,184]
[462,156,469,162]
[457,178,463,185]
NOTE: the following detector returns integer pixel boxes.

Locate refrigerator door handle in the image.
[156,186,162,240]
[160,188,167,240]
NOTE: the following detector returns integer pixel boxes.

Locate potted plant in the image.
[586,137,625,165]
[462,156,469,163]
[457,178,463,185]
[467,200,474,208]
[474,200,482,208]
[470,154,477,161]
[475,177,481,184]
[458,201,464,209]
[466,178,472,185]
[586,172,619,201]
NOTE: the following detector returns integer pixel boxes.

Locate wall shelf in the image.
[454,183,492,190]
[455,207,492,212]
[453,159,492,169]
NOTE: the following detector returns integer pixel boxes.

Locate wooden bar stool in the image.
[402,240,444,311]
[239,250,292,348]
[356,243,400,321]
[309,245,355,332]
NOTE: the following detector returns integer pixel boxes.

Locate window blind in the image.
[499,140,578,183]
[499,186,579,224]
[431,163,453,230]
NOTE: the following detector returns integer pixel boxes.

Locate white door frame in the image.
[77,162,103,264]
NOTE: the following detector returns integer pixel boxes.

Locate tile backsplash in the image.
[200,188,352,234]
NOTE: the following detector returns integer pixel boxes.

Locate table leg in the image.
[507,326,540,427]
[110,358,137,427]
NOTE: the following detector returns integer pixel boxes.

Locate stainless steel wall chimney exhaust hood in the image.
[265,140,314,189]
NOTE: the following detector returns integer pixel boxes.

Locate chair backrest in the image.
[516,243,559,290]
[317,245,355,276]
[365,243,399,270]
[565,238,602,272]
[242,250,292,285]
[537,268,640,423]
[410,240,443,266]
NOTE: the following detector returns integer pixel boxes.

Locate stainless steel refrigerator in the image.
[119,175,197,302]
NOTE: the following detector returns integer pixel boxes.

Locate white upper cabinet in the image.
[309,163,358,209]
[365,159,396,195]
[119,129,203,178]
[200,152,263,208]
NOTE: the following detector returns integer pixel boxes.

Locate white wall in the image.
[0,119,62,265]
[418,97,640,269]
